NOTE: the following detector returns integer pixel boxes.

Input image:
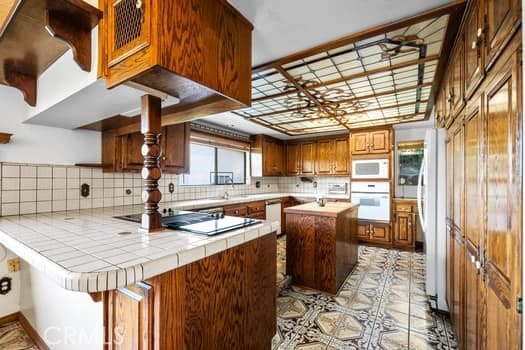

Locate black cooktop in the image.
[114,210,260,236]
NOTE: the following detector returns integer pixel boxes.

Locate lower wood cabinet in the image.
[105,282,154,350]
[224,200,266,219]
[104,233,277,350]
[392,199,418,249]
[357,220,391,245]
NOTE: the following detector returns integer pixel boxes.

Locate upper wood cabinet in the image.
[251,135,284,176]
[161,123,190,174]
[103,122,190,174]
[449,35,465,117]
[300,141,317,175]
[255,134,350,177]
[99,0,253,120]
[285,141,317,176]
[484,0,521,69]
[316,137,349,176]
[285,143,301,176]
[350,128,391,155]
[464,0,485,98]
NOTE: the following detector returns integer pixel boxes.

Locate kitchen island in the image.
[0,206,279,350]
[285,202,359,294]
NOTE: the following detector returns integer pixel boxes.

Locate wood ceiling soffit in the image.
[235,1,466,134]
[0,0,102,106]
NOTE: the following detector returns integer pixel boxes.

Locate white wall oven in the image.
[352,158,389,179]
[350,181,390,221]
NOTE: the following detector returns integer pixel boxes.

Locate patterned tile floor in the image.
[274,236,457,349]
[0,321,38,350]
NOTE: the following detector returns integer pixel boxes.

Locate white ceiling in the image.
[228,0,454,66]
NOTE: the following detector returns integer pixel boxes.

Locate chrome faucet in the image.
[223,191,230,200]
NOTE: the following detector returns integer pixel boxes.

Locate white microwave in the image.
[352,159,389,179]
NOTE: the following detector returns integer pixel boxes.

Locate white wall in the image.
[0,86,100,165]
[0,0,101,321]
[19,262,103,350]
[0,245,20,316]
[393,119,434,198]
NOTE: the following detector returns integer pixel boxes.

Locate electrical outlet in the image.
[7,258,20,273]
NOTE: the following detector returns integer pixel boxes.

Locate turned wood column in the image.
[140,95,163,233]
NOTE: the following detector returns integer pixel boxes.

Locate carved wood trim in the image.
[140,95,163,233]
[0,132,13,144]
[45,10,92,72]
[4,65,36,106]
[89,291,103,303]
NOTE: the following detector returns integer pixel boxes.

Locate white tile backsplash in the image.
[0,162,341,217]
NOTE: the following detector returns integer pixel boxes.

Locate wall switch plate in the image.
[7,258,20,273]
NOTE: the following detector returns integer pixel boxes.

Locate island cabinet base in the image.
[286,206,358,294]
[103,233,277,350]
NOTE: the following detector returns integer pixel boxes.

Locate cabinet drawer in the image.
[247,212,266,220]
[395,203,414,213]
[247,201,265,214]
[224,205,248,217]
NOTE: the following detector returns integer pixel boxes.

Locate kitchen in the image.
[0,0,522,349]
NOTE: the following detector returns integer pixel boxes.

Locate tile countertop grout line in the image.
[0,208,279,293]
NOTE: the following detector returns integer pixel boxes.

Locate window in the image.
[180,143,247,185]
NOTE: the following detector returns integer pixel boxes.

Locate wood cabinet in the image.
[357,220,391,245]
[263,138,284,176]
[285,204,358,294]
[102,122,190,174]
[483,48,522,350]
[300,141,317,175]
[161,123,191,174]
[484,0,521,68]
[438,15,523,348]
[281,197,299,234]
[105,282,154,349]
[350,128,391,155]
[464,0,485,98]
[316,137,349,175]
[449,34,465,117]
[256,134,350,177]
[224,200,266,220]
[251,135,284,176]
[285,143,301,176]
[285,141,317,176]
[99,0,253,122]
[392,199,418,249]
[103,233,277,350]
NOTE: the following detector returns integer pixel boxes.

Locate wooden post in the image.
[140,95,163,233]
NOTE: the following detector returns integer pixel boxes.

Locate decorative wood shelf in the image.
[0,133,13,144]
[0,0,102,106]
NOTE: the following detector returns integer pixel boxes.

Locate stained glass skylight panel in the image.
[234,12,452,134]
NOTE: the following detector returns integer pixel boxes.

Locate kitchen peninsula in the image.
[0,204,278,349]
[285,202,359,294]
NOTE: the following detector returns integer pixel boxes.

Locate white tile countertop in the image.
[0,192,347,293]
[0,206,277,293]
